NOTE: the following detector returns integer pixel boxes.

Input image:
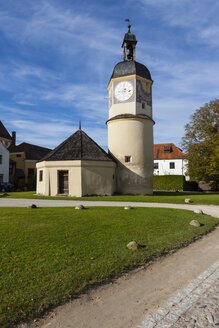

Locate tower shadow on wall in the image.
[108,151,153,195]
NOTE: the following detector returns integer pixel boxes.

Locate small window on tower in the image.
[142,102,145,109]
[125,156,131,163]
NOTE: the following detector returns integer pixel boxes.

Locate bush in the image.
[153,175,185,191]
[198,181,217,191]
[183,180,198,191]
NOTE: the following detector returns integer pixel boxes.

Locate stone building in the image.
[37,130,116,197]
[36,25,154,196]
[9,135,51,190]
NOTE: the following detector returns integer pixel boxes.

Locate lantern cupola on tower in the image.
[122,23,137,61]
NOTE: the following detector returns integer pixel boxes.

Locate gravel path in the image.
[138,259,219,328]
[0,198,219,218]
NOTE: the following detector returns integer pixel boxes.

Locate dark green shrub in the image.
[184,180,198,191]
[153,175,185,191]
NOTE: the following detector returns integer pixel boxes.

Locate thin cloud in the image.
[0,0,218,149]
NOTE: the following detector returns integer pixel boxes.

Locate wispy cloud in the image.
[138,0,219,49]
[10,119,107,149]
[0,0,218,149]
[0,2,120,57]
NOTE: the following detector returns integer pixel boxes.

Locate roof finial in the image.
[79,120,81,130]
[125,18,131,32]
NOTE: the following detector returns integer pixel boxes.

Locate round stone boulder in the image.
[127,241,139,250]
[194,209,204,214]
[75,205,85,210]
[124,206,132,210]
[190,219,201,227]
[29,204,37,209]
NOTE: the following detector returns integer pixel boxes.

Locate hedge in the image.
[184,180,198,191]
[153,175,185,191]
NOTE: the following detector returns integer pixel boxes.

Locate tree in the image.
[181,99,219,182]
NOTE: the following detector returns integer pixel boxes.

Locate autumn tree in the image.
[181,99,219,182]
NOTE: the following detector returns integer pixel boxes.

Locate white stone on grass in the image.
[194,209,204,214]
[124,206,132,210]
[75,205,85,210]
[190,220,201,227]
[127,241,139,250]
[185,198,192,204]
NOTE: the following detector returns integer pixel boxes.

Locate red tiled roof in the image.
[154,143,185,160]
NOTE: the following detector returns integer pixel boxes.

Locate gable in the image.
[154,143,185,160]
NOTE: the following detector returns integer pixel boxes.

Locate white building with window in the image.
[0,142,10,183]
[0,121,12,184]
[154,143,188,178]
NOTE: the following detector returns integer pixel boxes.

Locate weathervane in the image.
[125,18,131,32]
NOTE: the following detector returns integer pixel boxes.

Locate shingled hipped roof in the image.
[41,130,114,162]
[9,143,51,160]
[0,121,12,140]
[154,143,185,160]
[111,61,152,81]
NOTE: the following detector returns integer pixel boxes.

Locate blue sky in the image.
[0,0,218,150]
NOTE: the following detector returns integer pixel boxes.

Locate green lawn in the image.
[1,191,219,205]
[0,207,218,327]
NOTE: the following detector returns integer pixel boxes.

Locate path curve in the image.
[0,197,219,218]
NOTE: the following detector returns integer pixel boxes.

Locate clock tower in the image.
[107,25,154,194]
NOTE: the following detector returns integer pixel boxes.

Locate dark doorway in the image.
[58,170,69,194]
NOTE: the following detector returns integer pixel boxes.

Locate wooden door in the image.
[58,170,69,194]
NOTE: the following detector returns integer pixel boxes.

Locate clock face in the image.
[114,81,133,102]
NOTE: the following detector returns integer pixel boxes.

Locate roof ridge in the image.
[41,129,114,162]
[81,129,112,159]
[41,131,77,161]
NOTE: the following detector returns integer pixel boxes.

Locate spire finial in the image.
[125,18,131,32]
[79,120,81,130]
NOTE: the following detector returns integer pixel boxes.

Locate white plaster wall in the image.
[36,160,116,197]
[108,117,154,194]
[0,142,9,183]
[36,164,50,196]
[109,102,136,119]
[36,161,82,196]
[154,159,188,176]
[81,161,116,196]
